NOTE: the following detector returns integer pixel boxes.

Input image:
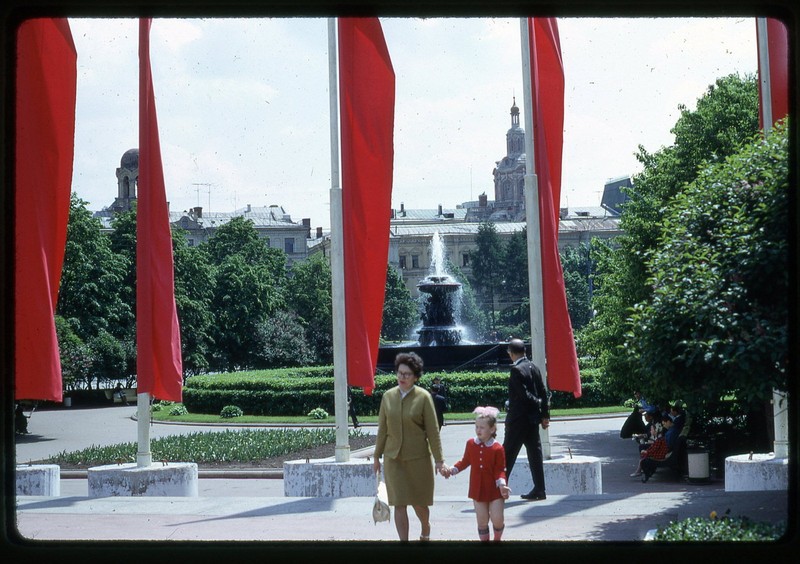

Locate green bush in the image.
[307,407,329,420]
[181,366,619,417]
[169,404,188,416]
[654,512,785,541]
[220,405,244,419]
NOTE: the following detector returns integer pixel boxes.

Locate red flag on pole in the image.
[338,18,395,395]
[528,17,581,397]
[137,19,183,401]
[756,17,789,130]
[15,18,77,402]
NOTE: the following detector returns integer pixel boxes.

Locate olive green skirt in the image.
[384,455,435,507]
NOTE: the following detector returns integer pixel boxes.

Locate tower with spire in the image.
[492,98,527,220]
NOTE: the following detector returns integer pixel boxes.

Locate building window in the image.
[284,238,295,254]
[462,253,470,267]
[399,255,407,269]
[412,254,419,269]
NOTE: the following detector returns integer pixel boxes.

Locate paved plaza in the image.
[6,404,794,557]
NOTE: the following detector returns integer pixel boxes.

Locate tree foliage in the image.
[581,73,761,399]
[287,254,333,364]
[626,121,789,413]
[381,265,418,342]
[469,221,504,329]
[561,243,593,331]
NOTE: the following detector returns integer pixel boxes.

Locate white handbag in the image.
[372,472,390,524]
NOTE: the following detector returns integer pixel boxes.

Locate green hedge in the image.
[182,367,617,417]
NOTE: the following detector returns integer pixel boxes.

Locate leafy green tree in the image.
[201,218,288,371]
[469,221,504,330]
[211,254,283,371]
[57,196,133,386]
[86,329,128,388]
[172,231,216,376]
[381,265,418,342]
[561,243,593,331]
[582,73,760,396]
[54,315,92,392]
[287,254,333,364]
[107,205,137,323]
[627,123,788,421]
[502,227,528,300]
[255,310,315,367]
[448,262,490,342]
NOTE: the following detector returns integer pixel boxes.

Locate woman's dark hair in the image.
[394,352,424,377]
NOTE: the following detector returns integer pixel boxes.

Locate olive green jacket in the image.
[374,385,444,463]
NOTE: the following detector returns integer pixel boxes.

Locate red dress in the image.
[452,438,508,502]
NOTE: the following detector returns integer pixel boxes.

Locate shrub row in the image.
[182,367,614,417]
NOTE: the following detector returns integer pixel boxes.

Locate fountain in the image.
[416,232,464,346]
[377,231,512,372]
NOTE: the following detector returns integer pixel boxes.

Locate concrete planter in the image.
[283,458,376,497]
[507,455,602,495]
[16,464,61,496]
[88,462,198,497]
[725,453,788,491]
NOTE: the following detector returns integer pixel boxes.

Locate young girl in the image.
[444,406,511,542]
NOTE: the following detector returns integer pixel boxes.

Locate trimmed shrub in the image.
[220,405,244,419]
[181,366,618,417]
[307,407,329,420]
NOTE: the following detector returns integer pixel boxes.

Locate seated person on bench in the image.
[631,412,676,479]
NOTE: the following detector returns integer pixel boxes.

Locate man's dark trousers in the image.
[503,420,545,494]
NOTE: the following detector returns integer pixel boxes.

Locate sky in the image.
[66,16,758,230]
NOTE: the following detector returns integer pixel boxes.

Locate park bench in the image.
[641,416,693,482]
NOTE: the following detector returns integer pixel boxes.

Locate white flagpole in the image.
[756,17,788,459]
[137,392,152,466]
[328,18,350,462]
[137,18,152,468]
[520,17,550,459]
[756,18,774,135]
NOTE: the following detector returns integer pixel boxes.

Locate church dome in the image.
[120,148,139,170]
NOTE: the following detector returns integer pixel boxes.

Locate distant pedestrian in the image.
[347,388,359,428]
[443,406,510,542]
[15,403,30,435]
[430,384,447,430]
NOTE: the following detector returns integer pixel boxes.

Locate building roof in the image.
[391,207,468,222]
[94,204,304,231]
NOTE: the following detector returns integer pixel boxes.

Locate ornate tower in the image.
[492,99,526,216]
[109,148,139,213]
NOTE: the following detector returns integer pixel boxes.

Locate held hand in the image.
[435,461,446,477]
[500,485,511,499]
[541,418,550,430]
[440,464,452,479]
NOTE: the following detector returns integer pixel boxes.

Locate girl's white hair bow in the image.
[473,406,500,419]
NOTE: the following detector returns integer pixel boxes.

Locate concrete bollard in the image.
[283,458,376,497]
[16,464,61,496]
[725,453,788,492]
[507,455,602,495]
[88,462,198,497]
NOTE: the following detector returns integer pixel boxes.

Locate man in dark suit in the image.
[503,338,550,501]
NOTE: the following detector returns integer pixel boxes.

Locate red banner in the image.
[756,17,789,129]
[15,19,77,402]
[137,19,183,401]
[338,18,395,395]
[528,17,581,397]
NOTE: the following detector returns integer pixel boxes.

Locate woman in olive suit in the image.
[373,352,447,541]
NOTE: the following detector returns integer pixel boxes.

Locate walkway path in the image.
[10,405,792,546]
